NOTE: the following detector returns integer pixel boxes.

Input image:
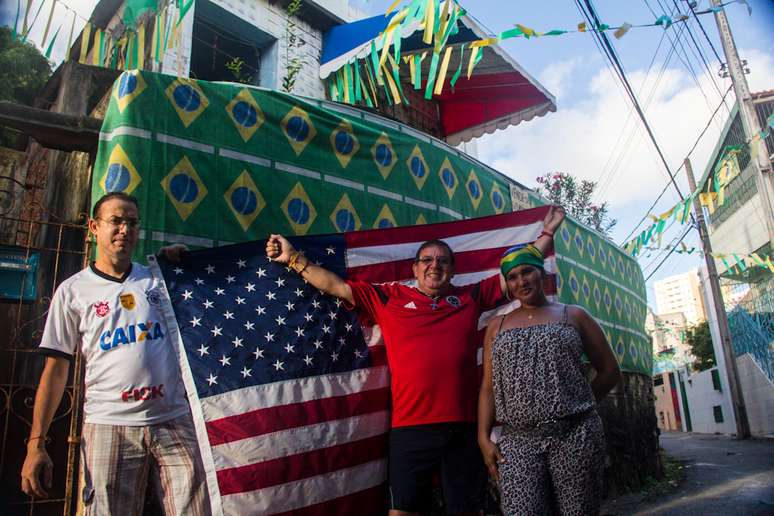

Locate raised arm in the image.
[571,305,622,400]
[21,356,70,498]
[266,234,354,306]
[533,204,565,257]
[478,317,504,482]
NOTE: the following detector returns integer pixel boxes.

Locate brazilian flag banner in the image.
[93,70,650,375]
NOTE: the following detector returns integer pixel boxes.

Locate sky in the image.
[2,0,773,307]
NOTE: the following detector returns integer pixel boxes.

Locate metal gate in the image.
[0,165,90,516]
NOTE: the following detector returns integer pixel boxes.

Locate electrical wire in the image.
[594,29,669,202]
[576,0,690,207]
[644,225,693,280]
[620,84,733,244]
[670,0,731,113]
[684,0,724,63]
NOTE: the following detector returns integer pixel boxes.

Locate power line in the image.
[594,29,669,201]
[645,225,693,280]
[620,84,733,244]
[576,0,690,207]
[670,0,730,111]
[595,18,690,202]
[684,0,724,63]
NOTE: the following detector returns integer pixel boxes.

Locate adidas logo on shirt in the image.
[404,301,417,309]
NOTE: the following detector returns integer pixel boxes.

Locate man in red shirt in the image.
[266,206,564,515]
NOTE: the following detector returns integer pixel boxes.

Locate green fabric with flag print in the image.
[93,70,650,375]
[552,217,651,375]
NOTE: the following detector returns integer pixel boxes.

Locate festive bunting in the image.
[433,46,453,95]
[44,24,61,59]
[79,22,91,64]
[449,44,465,91]
[641,244,774,275]
[614,22,631,39]
[655,15,672,28]
[326,0,708,107]
[137,21,146,69]
[40,0,56,50]
[91,29,102,66]
[623,130,767,258]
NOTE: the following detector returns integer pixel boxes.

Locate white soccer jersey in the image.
[39,263,189,425]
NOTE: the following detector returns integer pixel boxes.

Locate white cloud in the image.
[537,57,583,100]
[477,46,774,211]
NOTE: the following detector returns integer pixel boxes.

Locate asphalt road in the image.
[612,431,774,515]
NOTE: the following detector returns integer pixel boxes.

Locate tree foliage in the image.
[535,172,617,237]
[0,26,52,106]
[685,320,715,371]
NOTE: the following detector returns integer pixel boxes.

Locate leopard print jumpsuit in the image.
[491,306,606,515]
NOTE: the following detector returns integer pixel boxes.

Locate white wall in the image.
[737,354,774,436]
[681,367,737,434]
[709,190,769,273]
[698,263,739,431]
[208,0,326,98]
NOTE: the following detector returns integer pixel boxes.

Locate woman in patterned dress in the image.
[477,240,621,515]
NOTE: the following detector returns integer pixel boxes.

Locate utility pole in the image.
[685,157,750,438]
[710,0,774,249]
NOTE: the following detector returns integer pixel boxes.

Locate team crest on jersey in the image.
[94,301,110,318]
[445,295,461,308]
[146,287,162,306]
[119,294,136,310]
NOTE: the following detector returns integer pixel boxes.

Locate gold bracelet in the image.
[292,255,309,274]
[288,251,300,269]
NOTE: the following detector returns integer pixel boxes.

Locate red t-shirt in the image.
[347,275,504,428]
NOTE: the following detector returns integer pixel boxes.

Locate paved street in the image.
[607,431,774,515]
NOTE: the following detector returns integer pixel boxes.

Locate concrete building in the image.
[698,264,774,436]
[690,92,774,437]
[653,371,683,431]
[678,366,737,434]
[699,91,774,278]
[653,269,706,326]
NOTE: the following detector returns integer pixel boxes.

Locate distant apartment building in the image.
[653,269,707,326]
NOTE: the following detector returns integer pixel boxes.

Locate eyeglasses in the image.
[416,256,452,266]
[97,216,141,229]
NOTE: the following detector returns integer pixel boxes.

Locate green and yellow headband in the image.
[500,244,544,277]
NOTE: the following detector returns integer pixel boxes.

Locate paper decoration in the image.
[622,130,769,259]
[614,22,632,39]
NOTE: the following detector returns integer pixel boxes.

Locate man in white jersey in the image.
[20,192,210,515]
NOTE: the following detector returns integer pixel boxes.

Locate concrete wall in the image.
[737,354,774,436]
[597,372,661,492]
[198,0,326,98]
[709,190,769,272]
[680,367,737,434]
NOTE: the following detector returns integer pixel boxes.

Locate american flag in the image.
[151,206,554,515]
